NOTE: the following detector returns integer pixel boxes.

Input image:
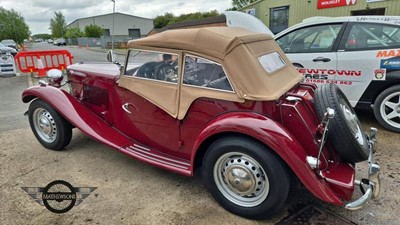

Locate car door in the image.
[336,22,400,107]
[113,49,181,154]
[276,23,345,84]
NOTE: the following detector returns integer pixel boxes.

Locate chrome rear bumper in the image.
[345,128,380,210]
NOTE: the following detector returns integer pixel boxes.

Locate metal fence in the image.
[67,36,139,49]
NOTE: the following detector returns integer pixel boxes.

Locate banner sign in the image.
[317,0,357,9]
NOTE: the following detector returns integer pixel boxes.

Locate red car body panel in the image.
[190,111,342,204]
[22,71,354,205]
[22,85,131,150]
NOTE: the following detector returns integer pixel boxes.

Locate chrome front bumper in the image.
[345,128,380,210]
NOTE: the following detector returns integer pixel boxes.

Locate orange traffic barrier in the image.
[14,50,74,77]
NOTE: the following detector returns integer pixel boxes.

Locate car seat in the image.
[290,39,305,53]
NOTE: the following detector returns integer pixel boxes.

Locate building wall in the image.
[66,13,153,37]
[242,0,400,32]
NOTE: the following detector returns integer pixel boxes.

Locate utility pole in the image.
[111,0,115,52]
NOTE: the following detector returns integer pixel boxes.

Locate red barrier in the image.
[14,50,74,76]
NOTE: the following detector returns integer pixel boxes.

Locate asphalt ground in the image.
[0,45,399,224]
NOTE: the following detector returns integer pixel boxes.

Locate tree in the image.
[230,0,258,10]
[65,27,84,38]
[50,11,66,38]
[0,7,30,44]
[84,24,103,37]
[32,33,52,40]
[153,11,222,29]
[153,12,175,29]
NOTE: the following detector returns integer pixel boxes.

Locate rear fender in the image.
[22,85,131,149]
[192,112,343,205]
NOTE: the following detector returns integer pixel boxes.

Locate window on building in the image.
[277,24,343,53]
[103,29,110,36]
[270,6,289,34]
[351,8,385,16]
[129,29,141,38]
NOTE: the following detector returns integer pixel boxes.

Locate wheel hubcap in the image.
[214,152,269,207]
[339,97,364,146]
[380,92,400,129]
[33,108,57,143]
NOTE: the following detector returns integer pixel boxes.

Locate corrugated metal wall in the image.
[243,0,400,28]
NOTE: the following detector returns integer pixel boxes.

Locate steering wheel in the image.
[136,61,159,79]
[155,63,177,82]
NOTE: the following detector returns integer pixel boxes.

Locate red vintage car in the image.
[22,27,380,219]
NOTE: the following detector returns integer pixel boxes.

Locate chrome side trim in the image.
[285,96,301,102]
[124,144,190,170]
[132,143,150,151]
[345,127,380,210]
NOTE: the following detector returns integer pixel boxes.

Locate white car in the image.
[272,16,400,133]
[226,13,400,132]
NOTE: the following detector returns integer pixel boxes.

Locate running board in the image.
[120,143,192,176]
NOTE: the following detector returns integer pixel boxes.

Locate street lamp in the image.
[111,0,115,52]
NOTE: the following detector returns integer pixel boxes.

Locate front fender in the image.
[192,112,343,205]
[22,85,131,149]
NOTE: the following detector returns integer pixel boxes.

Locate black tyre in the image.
[373,85,400,133]
[314,83,368,163]
[28,99,72,150]
[202,136,290,220]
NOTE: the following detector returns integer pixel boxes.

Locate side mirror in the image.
[107,50,115,62]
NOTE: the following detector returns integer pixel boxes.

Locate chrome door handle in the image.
[122,103,137,114]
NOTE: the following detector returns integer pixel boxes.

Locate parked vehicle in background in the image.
[0,43,17,56]
[22,27,380,219]
[0,52,17,77]
[1,39,17,49]
[274,16,400,133]
[53,38,66,46]
[47,39,53,43]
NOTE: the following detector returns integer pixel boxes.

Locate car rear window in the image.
[258,52,286,73]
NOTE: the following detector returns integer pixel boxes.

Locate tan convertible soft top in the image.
[128,27,270,59]
[122,27,302,119]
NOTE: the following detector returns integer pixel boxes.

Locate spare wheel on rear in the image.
[314,83,369,163]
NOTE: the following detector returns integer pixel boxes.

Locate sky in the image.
[0,0,232,35]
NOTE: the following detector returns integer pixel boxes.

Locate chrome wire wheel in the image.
[339,96,364,146]
[379,91,400,130]
[213,152,269,207]
[32,108,57,143]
